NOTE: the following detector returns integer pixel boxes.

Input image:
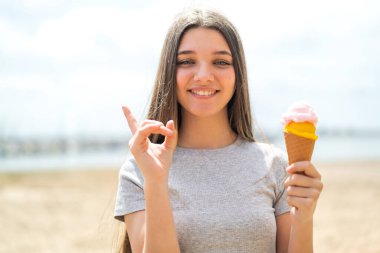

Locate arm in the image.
[122,106,180,253]
[144,182,180,253]
[276,212,290,253]
[277,161,323,253]
[276,211,314,253]
[125,211,145,253]
[288,214,314,253]
[125,182,180,253]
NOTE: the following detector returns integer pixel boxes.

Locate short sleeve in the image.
[114,156,146,222]
[273,148,291,216]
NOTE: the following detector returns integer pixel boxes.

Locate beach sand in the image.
[0,161,379,253]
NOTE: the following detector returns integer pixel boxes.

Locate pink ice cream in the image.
[281,101,318,127]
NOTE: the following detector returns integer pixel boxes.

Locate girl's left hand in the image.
[284,161,323,224]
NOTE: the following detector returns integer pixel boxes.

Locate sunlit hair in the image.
[147,8,255,143]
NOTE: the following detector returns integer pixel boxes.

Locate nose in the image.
[194,62,214,82]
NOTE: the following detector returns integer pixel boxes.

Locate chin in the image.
[183,107,227,119]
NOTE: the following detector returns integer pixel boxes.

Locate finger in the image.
[286,186,321,199]
[134,123,173,144]
[140,119,165,127]
[163,120,177,150]
[287,161,321,179]
[158,124,174,136]
[284,174,323,190]
[122,106,138,134]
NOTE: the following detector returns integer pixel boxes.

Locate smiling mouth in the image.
[189,89,218,96]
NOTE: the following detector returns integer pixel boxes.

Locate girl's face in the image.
[176,27,235,119]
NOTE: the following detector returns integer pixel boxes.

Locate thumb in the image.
[163,120,177,150]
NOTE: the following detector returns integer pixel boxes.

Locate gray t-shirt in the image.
[114,138,290,253]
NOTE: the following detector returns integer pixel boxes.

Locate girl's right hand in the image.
[122,106,177,185]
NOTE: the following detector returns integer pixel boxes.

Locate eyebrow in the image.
[177,50,232,56]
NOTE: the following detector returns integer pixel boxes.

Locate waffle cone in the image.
[284,132,315,165]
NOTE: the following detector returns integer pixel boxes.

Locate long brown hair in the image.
[118,8,255,253]
[147,8,255,144]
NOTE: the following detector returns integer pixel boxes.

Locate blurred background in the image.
[1,0,379,171]
[0,0,380,252]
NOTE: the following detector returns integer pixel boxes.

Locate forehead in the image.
[178,27,231,53]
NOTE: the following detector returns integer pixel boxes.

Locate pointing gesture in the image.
[122,106,178,184]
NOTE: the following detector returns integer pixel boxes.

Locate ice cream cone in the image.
[284,132,315,165]
[281,102,318,165]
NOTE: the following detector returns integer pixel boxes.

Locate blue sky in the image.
[1,0,379,138]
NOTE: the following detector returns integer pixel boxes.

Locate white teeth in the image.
[191,90,216,96]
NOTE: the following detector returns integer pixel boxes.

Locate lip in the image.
[187,88,219,99]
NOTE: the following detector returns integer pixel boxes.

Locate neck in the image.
[178,109,237,149]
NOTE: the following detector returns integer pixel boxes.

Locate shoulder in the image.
[243,140,289,172]
[254,142,289,183]
[256,142,288,162]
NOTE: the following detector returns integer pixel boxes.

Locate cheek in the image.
[175,70,187,105]
[176,69,190,88]
[219,69,236,88]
